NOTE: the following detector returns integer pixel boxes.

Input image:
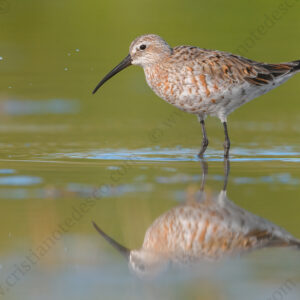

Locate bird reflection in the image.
[93,159,300,278]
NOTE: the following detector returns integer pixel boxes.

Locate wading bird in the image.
[93,34,300,158]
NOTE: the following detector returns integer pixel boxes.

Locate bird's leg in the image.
[223,122,231,158]
[198,119,209,158]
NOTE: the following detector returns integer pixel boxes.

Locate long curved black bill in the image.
[92,221,130,260]
[92,54,132,94]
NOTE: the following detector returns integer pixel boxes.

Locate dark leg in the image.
[198,119,209,158]
[199,159,208,192]
[223,122,231,158]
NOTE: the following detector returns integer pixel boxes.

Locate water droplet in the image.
[8,86,12,89]
[64,67,68,71]
[75,49,80,52]
[0,56,3,61]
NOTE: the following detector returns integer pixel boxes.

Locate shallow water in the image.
[1,0,300,299]
[0,154,299,300]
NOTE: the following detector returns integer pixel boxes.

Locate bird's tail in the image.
[290,238,300,249]
[291,60,300,72]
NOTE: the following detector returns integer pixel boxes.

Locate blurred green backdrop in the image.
[0,1,300,299]
[0,0,300,152]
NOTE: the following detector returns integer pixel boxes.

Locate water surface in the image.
[0,0,300,299]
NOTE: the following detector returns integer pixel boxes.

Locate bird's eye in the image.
[139,44,146,50]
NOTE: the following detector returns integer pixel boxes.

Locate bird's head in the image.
[129,249,169,279]
[92,34,172,94]
[129,34,172,66]
[92,221,169,279]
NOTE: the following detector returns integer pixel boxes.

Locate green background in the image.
[0,0,299,299]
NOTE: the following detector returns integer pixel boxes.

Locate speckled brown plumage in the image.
[93,161,300,278]
[93,190,300,277]
[141,191,299,262]
[93,34,300,157]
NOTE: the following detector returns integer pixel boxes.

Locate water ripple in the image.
[0,99,80,115]
[0,176,43,186]
[50,146,300,163]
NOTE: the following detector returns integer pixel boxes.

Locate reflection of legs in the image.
[223,122,231,158]
[199,159,208,192]
[198,119,209,158]
[223,157,230,192]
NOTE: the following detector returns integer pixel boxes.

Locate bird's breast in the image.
[144,65,179,103]
[143,64,232,115]
[141,204,259,260]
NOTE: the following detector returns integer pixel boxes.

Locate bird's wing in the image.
[171,46,298,86]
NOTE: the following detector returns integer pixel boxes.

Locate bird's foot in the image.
[223,141,230,158]
[198,151,204,159]
[198,139,209,158]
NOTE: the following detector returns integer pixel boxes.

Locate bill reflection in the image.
[93,160,300,278]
